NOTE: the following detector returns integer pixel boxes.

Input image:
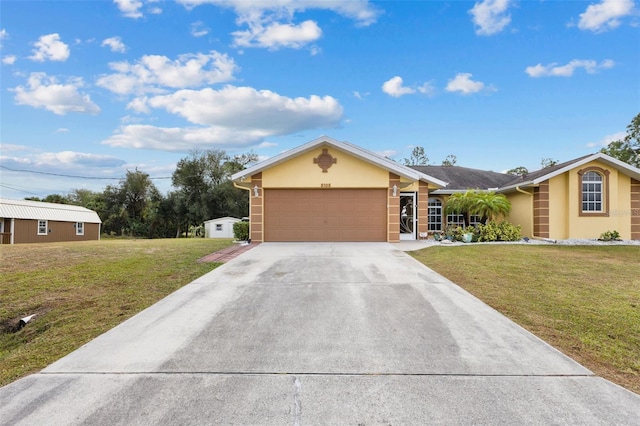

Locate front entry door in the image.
[400,193,416,240]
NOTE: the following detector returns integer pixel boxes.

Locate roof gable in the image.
[231,136,447,188]
[500,153,640,191]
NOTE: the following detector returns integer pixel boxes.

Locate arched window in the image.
[582,171,602,212]
[427,198,442,231]
[579,167,609,216]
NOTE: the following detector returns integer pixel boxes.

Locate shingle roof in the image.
[501,154,593,187]
[409,165,515,191]
[0,198,102,223]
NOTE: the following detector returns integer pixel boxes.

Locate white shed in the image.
[204,217,241,238]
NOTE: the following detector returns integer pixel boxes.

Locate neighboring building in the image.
[232,136,640,242]
[204,217,241,238]
[0,198,102,244]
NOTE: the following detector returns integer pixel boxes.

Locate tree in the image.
[506,166,529,176]
[98,169,161,237]
[171,149,258,235]
[445,190,511,227]
[403,146,429,165]
[600,113,640,168]
[441,154,457,166]
[540,158,558,169]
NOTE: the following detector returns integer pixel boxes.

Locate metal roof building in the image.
[0,198,102,244]
[0,198,102,223]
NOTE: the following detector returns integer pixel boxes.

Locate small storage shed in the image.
[204,217,241,238]
[0,198,102,244]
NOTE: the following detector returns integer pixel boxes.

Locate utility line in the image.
[0,165,172,180]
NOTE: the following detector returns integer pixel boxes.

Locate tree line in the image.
[25,114,639,238]
[26,150,258,239]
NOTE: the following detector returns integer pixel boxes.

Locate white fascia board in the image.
[531,153,640,184]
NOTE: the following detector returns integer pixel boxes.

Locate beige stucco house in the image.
[232,136,640,242]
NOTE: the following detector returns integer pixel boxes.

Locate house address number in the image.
[321,183,331,188]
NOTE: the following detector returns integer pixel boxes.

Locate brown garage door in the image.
[264,189,388,242]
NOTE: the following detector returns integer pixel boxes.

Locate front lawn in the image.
[0,238,232,386]
[410,244,640,394]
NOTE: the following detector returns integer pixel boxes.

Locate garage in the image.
[264,189,387,242]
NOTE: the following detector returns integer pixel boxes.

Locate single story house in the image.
[231,136,640,242]
[204,217,241,238]
[0,198,102,244]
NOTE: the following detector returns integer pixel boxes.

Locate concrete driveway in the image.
[1,242,639,425]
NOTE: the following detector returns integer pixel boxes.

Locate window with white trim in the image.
[582,171,603,212]
[446,213,465,227]
[427,198,442,231]
[446,213,481,227]
[76,222,84,235]
[216,224,223,231]
[38,220,48,235]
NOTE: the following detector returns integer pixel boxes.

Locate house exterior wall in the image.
[533,181,550,238]
[506,190,533,238]
[250,173,263,242]
[262,146,389,188]
[631,178,640,239]
[12,219,100,244]
[388,173,400,242]
[549,173,569,239]
[548,161,632,239]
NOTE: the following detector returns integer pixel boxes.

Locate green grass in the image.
[0,238,232,386]
[410,244,640,394]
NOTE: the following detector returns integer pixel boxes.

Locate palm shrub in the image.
[445,190,511,226]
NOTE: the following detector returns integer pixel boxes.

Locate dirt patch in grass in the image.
[0,238,232,386]
[410,244,640,395]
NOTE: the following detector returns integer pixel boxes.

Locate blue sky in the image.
[1,0,638,199]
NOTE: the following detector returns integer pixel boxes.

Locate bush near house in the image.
[233,221,250,241]
[443,221,522,242]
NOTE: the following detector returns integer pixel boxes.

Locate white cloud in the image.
[2,55,16,65]
[469,0,512,35]
[232,20,322,50]
[176,0,380,49]
[586,131,626,148]
[417,82,436,96]
[525,59,615,77]
[55,128,69,133]
[191,21,210,37]
[445,73,489,94]
[258,141,277,148]
[1,150,125,171]
[0,28,7,48]
[353,91,370,100]
[104,85,343,151]
[382,76,415,97]
[102,125,271,151]
[12,72,101,115]
[29,33,70,62]
[144,85,343,129]
[578,0,635,32]
[96,51,237,95]
[377,149,398,159]
[102,36,126,53]
[114,0,144,18]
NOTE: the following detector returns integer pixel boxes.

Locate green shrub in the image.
[233,221,250,241]
[599,230,621,241]
[475,221,521,242]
